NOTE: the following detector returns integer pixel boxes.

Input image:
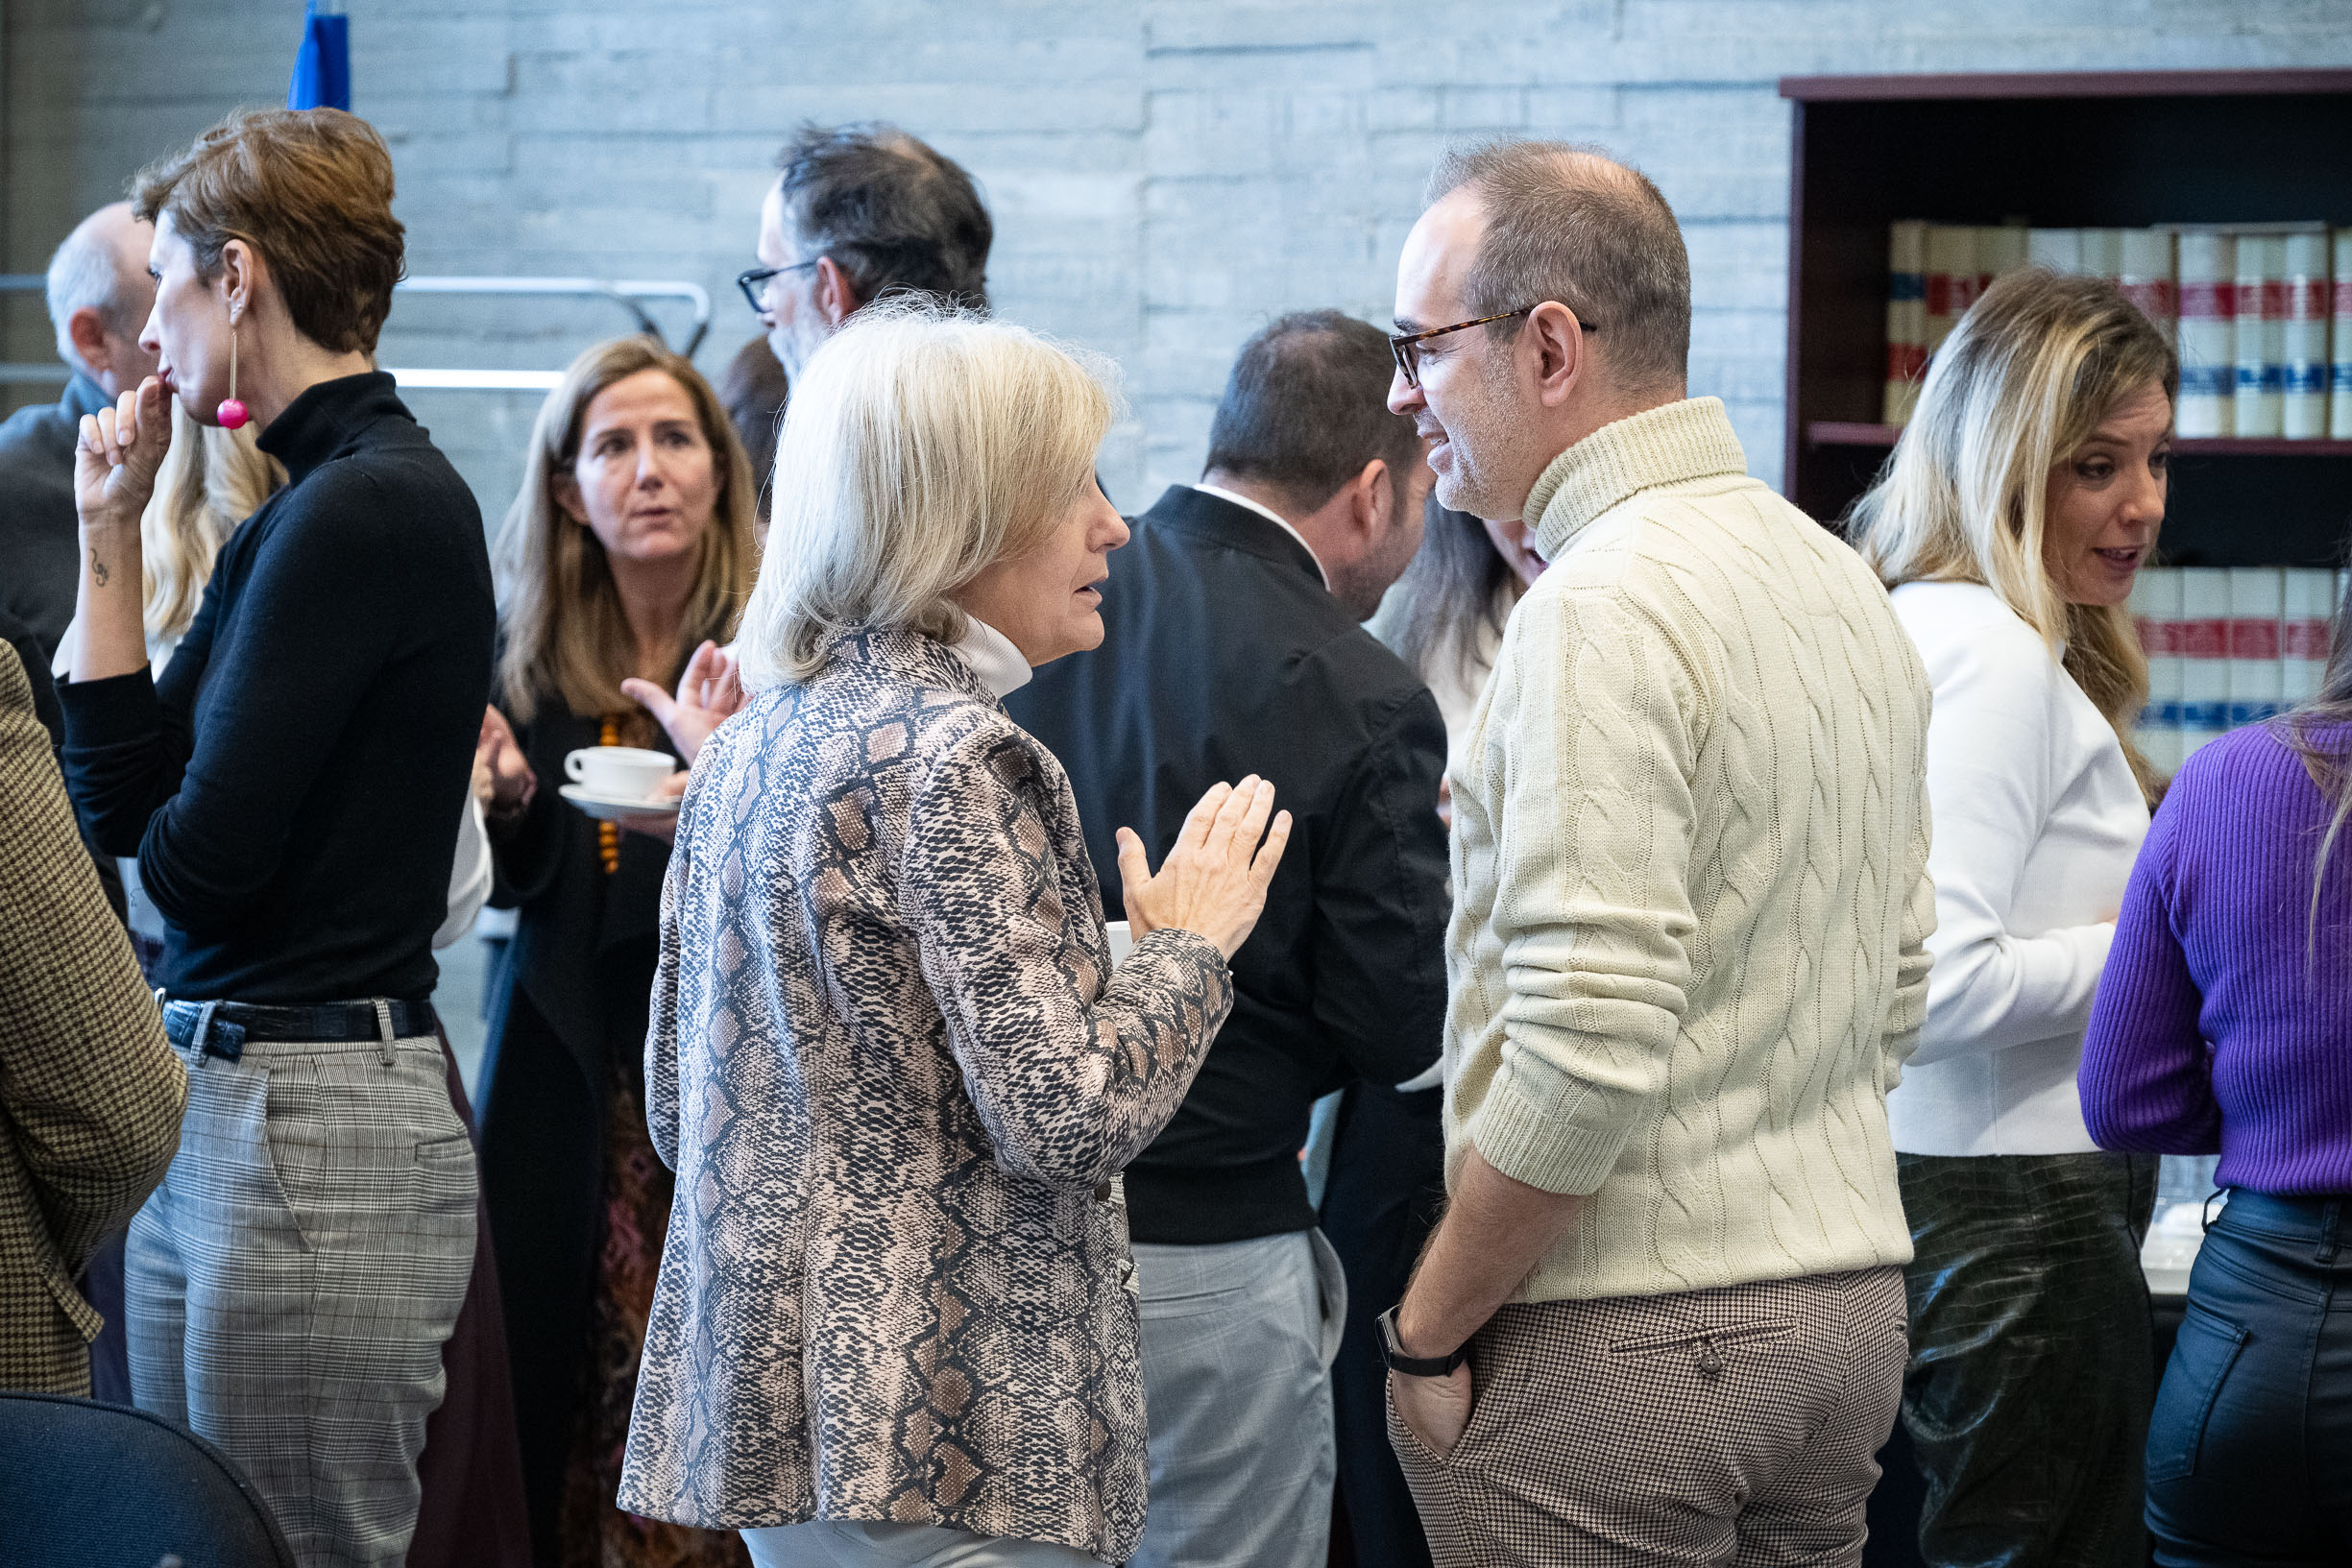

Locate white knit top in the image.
[1885,581,2148,1156]
[1443,398,1934,1303]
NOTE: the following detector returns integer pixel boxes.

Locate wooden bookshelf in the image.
[1780,70,2352,568]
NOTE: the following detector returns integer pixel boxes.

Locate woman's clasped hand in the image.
[1116,774,1291,961]
[75,376,175,525]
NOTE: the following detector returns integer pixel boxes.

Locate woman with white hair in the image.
[618,302,1291,1568]
[1847,269,2171,1568]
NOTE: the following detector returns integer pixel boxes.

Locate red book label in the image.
[2137,617,2185,657]
[2336,279,2352,317]
[1926,276,1952,314]
[2180,280,2235,319]
[1885,343,1928,380]
[2288,278,2329,321]
[2285,619,2333,661]
[2231,619,2282,660]
[2181,619,2230,659]
[2257,280,2289,320]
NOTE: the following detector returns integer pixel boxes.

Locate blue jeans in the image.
[2147,1191,2352,1565]
[1128,1229,1346,1568]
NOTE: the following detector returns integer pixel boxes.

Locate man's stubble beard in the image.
[1429,350,1530,524]
[1328,486,1425,621]
[768,311,834,385]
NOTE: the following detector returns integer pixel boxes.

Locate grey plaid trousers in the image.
[127,1018,476,1568]
[1390,1266,1908,1567]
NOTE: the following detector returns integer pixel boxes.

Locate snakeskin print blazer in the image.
[618,626,1233,1562]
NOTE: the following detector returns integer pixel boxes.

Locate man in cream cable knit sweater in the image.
[1375,140,1936,1566]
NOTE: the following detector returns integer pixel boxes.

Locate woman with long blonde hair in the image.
[1848,269,2173,1568]
[2078,556,2352,1556]
[473,333,757,1568]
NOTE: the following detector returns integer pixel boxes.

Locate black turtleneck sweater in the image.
[61,373,495,1005]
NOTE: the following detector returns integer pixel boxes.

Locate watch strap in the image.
[1377,1305,1469,1377]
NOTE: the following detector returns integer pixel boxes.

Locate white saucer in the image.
[559,783,682,821]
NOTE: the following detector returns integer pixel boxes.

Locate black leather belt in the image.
[160,998,439,1062]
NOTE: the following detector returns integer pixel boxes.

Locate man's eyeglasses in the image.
[737,260,820,316]
[1387,305,1598,389]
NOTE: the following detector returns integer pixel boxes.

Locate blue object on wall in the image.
[287,1,351,111]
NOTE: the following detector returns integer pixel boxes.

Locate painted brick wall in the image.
[8,0,2352,520]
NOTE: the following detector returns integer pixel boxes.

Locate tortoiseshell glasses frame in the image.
[1387,304,1598,388]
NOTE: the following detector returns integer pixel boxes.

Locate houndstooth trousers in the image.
[1390,1266,1908,1567]
[127,1020,477,1568]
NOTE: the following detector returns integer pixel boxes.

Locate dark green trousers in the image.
[1898,1150,2160,1568]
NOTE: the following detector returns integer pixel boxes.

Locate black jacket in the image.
[0,374,108,664]
[474,694,675,1547]
[479,699,672,1092]
[61,373,495,1003]
[1006,484,1449,1244]
[0,608,63,751]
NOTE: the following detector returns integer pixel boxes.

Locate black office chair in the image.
[0,1390,297,1568]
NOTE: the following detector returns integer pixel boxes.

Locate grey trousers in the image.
[1391,1266,1908,1567]
[1128,1228,1347,1568]
[128,1024,477,1568]
[741,1521,1103,1566]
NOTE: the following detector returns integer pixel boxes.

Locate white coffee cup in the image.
[1104,920,1135,968]
[565,745,675,801]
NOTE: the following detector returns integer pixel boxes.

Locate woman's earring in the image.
[217,309,249,429]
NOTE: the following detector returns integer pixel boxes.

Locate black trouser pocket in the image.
[2146,1300,2248,1483]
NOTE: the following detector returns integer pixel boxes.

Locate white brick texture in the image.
[7,0,2352,514]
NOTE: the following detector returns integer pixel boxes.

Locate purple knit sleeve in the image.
[2079,789,2221,1154]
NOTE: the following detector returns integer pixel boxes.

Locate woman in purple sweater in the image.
[2079,575,2352,1566]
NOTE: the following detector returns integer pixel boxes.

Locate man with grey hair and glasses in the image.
[0,202,158,662]
[628,121,995,762]
[740,121,992,382]
[1375,139,1935,1564]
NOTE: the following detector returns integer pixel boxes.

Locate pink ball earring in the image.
[217,309,249,429]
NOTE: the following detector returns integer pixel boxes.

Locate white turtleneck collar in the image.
[947,615,1033,698]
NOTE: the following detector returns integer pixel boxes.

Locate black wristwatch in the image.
[1377,1305,1469,1377]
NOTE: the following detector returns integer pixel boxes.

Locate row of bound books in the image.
[2129,567,2346,773]
[1882,222,2352,439]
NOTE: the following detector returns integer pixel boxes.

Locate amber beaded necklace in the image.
[595,715,621,876]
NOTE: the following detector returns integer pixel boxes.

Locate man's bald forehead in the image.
[79,202,154,275]
[1428,143,1638,207]
[78,200,147,244]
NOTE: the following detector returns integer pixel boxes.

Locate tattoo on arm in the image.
[89,546,109,588]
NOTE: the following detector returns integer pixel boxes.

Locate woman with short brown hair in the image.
[59,107,495,1568]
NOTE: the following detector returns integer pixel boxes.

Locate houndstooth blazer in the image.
[0,640,184,1395]
[618,626,1233,1562]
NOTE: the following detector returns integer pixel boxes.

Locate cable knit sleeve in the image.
[1459,581,1700,1196]
[1881,770,1937,1090]
[1903,596,2116,1067]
